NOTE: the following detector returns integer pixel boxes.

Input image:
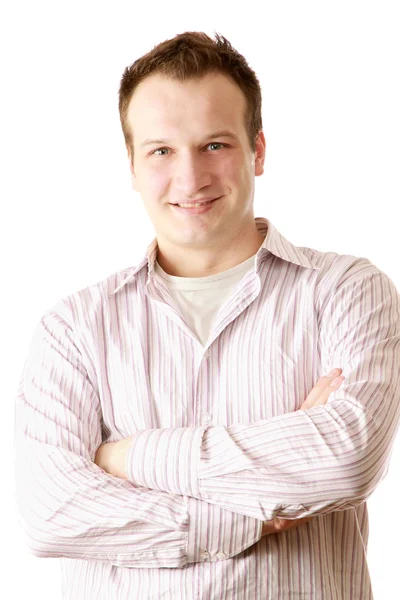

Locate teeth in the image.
[177,200,213,208]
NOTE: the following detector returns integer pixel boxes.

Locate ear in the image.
[254,131,266,177]
[127,146,139,192]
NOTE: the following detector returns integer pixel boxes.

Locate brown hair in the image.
[118,31,263,166]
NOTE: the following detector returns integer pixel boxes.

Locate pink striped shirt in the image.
[14,217,400,599]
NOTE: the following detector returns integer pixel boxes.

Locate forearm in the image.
[15,425,190,566]
[97,437,263,562]
[124,398,399,522]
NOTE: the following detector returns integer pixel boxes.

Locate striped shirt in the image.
[14,216,400,599]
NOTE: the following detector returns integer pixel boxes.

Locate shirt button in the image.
[217,551,227,560]
[201,412,211,426]
[200,549,210,560]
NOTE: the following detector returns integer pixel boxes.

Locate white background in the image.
[2,1,399,598]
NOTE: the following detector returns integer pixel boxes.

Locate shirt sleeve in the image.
[14,310,186,568]
[126,270,400,522]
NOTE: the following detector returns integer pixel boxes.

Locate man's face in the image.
[126,71,265,251]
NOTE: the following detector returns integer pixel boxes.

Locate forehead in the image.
[127,72,247,139]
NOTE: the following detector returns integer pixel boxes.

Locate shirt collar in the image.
[109,216,320,297]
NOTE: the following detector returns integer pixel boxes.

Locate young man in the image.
[15,32,400,599]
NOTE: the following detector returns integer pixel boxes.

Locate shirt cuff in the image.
[186,496,263,563]
[126,425,209,497]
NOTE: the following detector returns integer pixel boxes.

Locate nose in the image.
[174,150,212,196]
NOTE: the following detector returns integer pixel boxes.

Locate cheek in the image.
[235,160,253,185]
[219,155,246,181]
[223,166,247,190]
[142,168,169,197]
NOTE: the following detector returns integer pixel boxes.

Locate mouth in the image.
[170,196,221,208]
[169,196,221,216]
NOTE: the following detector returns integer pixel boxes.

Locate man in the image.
[14,31,400,599]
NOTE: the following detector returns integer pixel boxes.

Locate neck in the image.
[156,228,265,278]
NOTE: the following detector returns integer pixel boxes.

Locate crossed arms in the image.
[14,268,400,567]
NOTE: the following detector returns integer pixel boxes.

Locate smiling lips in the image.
[171,196,220,207]
[176,200,214,208]
[170,197,220,215]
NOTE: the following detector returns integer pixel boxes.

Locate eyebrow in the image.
[140,131,239,148]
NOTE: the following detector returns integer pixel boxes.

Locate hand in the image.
[261,368,345,537]
[261,515,313,536]
[94,441,117,474]
[94,436,134,479]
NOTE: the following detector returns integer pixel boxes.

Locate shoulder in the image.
[41,261,145,331]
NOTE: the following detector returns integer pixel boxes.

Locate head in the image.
[118,31,266,276]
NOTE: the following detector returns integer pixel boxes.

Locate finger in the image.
[263,518,290,534]
[263,517,311,535]
[302,376,345,410]
[276,518,304,529]
[300,370,343,411]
